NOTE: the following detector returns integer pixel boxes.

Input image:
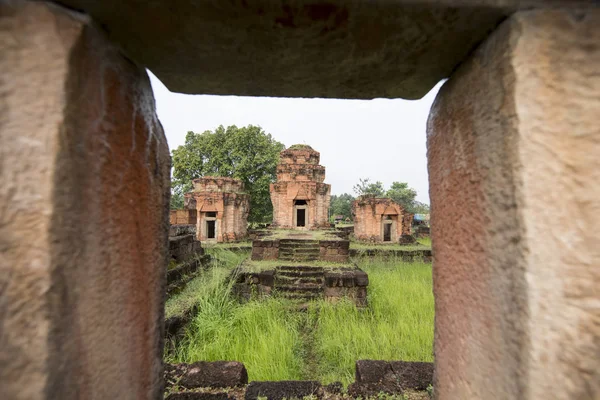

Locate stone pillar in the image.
[427,9,599,399]
[1,2,170,399]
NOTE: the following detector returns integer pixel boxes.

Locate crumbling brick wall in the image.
[352,197,412,243]
[169,209,197,225]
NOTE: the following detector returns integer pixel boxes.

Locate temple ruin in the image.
[352,197,413,243]
[3,1,598,399]
[185,177,250,243]
[270,145,331,229]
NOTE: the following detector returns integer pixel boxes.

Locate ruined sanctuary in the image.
[4,1,598,400]
[353,197,414,243]
[270,145,331,229]
[184,177,250,243]
[239,144,369,307]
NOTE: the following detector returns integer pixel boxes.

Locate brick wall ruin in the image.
[185,177,250,242]
[169,209,197,225]
[352,197,413,243]
[270,145,331,229]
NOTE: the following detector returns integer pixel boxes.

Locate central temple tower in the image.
[270,145,331,229]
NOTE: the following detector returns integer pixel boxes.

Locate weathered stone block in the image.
[1,1,170,398]
[245,381,321,400]
[258,270,275,286]
[428,9,600,399]
[179,361,248,389]
[389,361,434,391]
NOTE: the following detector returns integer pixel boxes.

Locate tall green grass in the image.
[310,259,434,385]
[167,250,433,386]
[417,236,432,247]
[165,248,246,319]
[169,295,304,381]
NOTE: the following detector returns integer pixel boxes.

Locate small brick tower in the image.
[270,145,331,229]
[185,177,250,242]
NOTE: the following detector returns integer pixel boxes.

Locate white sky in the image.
[150,73,443,204]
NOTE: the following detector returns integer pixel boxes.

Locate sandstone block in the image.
[1,2,170,398]
[428,9,600,399]
[179,361,248,389]
[245,381,321,400]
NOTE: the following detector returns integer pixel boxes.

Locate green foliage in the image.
[353,179,430,214]
[417,237,431,247]
[310,260,434,386]
[427,384,434,398]
[330,193,355,221]
[165,249,246,319]
[171,125,285,222]
[353,178,386,197]
[170,250,434,387]
[385,182,417,211]
[170,190,185,210]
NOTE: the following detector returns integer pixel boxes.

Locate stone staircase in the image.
[278,239,320,262]
[274,266,324,301]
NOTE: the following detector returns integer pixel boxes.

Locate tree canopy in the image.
[353,178,385,197]
[352,178,430,214]
[171,125,285,223]
[329,193,355,221]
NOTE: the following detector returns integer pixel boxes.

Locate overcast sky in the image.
[150,73,442,204]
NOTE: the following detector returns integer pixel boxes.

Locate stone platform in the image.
[232,263,368,307]
[251,229,349,263]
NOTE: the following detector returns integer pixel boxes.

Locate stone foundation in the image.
[319,240,350,263]
[169,234,203,263]
[251,233,350,263]
[232,265,368,307]
[251,240,280,261]
[165,360,432,399]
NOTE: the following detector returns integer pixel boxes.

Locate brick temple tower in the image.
[352,196,413,243]
[185,177,250,242]
[270,145,331,229]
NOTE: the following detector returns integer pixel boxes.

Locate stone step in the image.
[275,283,323,293]
[279,257,319,262]
[279,292,323,301]
[278,250,320,256]
[279,240,319,245]
[278,245,320,250]
[275,276,323,285]
[279,246,320,250]
[277,265,324,272]
[276,270,324,278]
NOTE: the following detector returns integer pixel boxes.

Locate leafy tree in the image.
[386,181,431,214]
[411,201,431,214]
[330,193,355,221]
[385,181,417,211]
[353,178,385,197]
[171,125,285,223]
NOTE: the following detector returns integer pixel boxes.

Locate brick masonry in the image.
[352,197,413,243]
[170,209,197,225]
[185,177,250,243]
[270,145,330,229]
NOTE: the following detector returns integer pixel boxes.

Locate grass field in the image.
[349,237,431,251]
[166,251,434,386]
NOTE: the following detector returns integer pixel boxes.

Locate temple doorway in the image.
[205,212,217,240]
[383,216,393,242]
[294,200,307,228]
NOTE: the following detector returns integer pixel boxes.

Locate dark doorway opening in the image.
[294,200,307,227]
[383,223,392,242]
[297,209,306,227]
[207,220,216,239]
